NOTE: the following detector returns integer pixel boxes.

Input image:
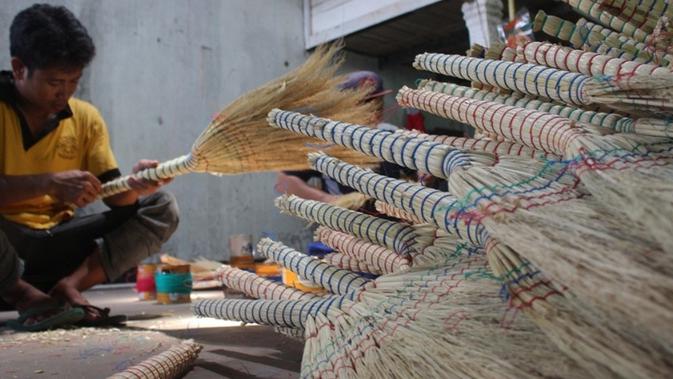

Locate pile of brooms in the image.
[191,2,673,378]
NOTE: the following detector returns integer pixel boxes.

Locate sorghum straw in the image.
[197,243,589,378]
[412,52,673,116]
[267,110,673,374]
[106,340,202,379]
[397,86,673,254]
[100,44,378,197]
[315,226,411,274]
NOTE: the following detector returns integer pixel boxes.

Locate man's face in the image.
[11,58,82,114]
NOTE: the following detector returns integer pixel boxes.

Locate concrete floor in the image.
[0,285,303,378]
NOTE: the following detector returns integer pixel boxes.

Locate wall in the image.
[0,0,314,260]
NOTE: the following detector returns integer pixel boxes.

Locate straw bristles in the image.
[101,43,378,197]
[315,226,411,274]
[106,340,202,379]
[301,254,590,379]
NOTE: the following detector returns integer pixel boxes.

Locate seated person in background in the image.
[0,4,179,329]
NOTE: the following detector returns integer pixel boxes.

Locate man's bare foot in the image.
[0,279,59,325]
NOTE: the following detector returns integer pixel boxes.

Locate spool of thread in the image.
[136,264,157,301]
[155,264,192,304]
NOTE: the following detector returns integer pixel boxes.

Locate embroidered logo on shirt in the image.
[56,135,78,159]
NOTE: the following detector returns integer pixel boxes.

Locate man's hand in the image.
[47,170,102,208]
[127,160,172,197]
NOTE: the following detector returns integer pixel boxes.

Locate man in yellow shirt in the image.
[0,4,179,329]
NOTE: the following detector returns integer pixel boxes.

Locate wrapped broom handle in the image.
[101,154,196,198]
[257,238,368,295]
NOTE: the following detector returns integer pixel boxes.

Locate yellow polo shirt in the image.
[0,84,119,229]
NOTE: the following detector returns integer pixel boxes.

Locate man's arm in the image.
[0,171,101,208]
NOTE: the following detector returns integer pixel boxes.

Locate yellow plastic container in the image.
[255,262,282,279]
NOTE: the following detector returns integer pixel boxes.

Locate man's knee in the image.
[137,191,180,243]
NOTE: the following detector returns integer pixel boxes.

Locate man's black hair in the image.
[10,3,95,71]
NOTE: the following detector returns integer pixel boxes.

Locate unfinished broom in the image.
[316,226,411,274]
[100,44,378,197]
[374,201,423,224]
[197,239,589,379]
[267,110,673,372]
[413,52,673,116]
[106,340,202,379]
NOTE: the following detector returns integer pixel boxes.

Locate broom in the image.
[197,239,590,379]
[396,86,673,252]
[412,52,673,116]
[300,151,673,378]
[99,44,378,197]
[217,264,321,301]
[268,110,673,367]
[322,253,381,275]
[316,226,411,274]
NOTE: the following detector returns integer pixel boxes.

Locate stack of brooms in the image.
[192,2,673,378]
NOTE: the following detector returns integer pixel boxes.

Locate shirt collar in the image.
[0,70,74,150]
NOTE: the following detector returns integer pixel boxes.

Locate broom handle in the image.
[276,195,418,256]
[316,227,410,274]
[218,265,319,301]
[413,53,590,106]
[257,238,368,295]
[419,80,634,135]
[193,297,343,328]
[101,154,195,198]
[310,153,488,247]
[268,109,484,178]
[397,87,578,156]
[322,253,381,274]
[561,0,649,42]
[519,41,669,77]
